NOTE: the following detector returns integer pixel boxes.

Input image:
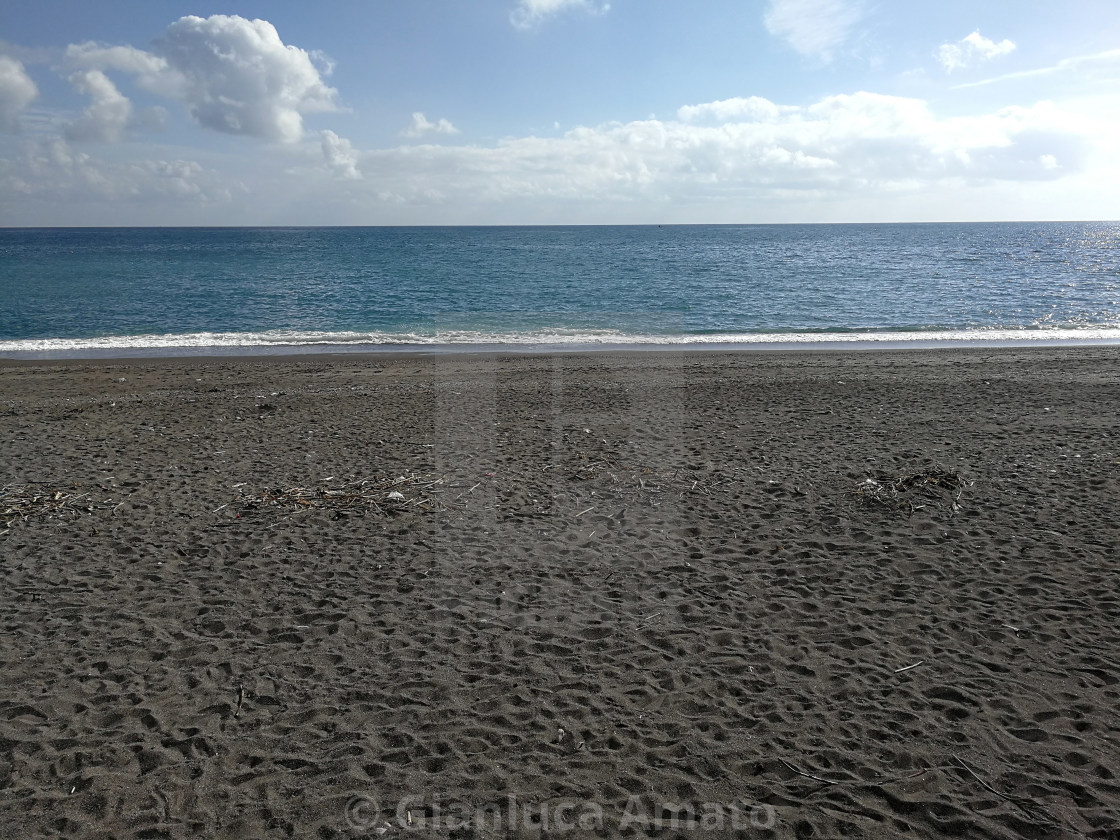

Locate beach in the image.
[1,346,1118,839]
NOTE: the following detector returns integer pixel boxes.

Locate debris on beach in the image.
[1,483,101,530]
[229,472,455,517]
[560,425,737,499]
[567,457,734,498]
[852,468,969,515]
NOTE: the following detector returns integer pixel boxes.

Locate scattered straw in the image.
[852,468,969,515]
[568,459,732,499]
[1,484,101,528]
[232,472,457,517]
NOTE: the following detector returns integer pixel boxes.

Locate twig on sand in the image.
[774,761,960,790]
[873,765,951,785]
[779,759,839,786]
[894,660,925,673]
[951,755,1037,805]
[772,756,1056,823]
[566,454,733,498]
[234,683,245,718]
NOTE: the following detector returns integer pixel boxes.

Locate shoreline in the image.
[3,333,1120,363]
[2,346,1118,838]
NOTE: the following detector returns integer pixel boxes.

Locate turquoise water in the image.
[2,223,1119,356]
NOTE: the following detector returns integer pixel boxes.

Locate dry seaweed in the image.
[852,468,969,516]
[229,472,457,517]
[1,483,101,530]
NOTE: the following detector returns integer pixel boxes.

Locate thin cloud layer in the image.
[510,0,610,30]
[0,55,38,132]
[5,89,1090,219]
[1,8,1112,224]
[66,15,340,143]
[347,92,1087,210]
[5,137,232,204]
[938,31,1016,73]
[763,0,863,61]
[952,48,1120,89]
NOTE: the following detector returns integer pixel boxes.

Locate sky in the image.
[2,0,1119,226]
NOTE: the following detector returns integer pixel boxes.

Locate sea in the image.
[2,222,1119,359]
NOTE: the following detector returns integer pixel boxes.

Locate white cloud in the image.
[0,55,38,132]
[344,92,1090,215]
[155,15,338,141]
[2,82,1106,224]
[763,0,863,61]
[402,112,460,138]
[678,96,788,123]
[65,15,340,143]
[321,129,362,179]
[510,0,610,30]
[937,31,1016,73]
[952,48,1120,89]
[64,70,134,143]
[2,137,232,204]
[65,43,169,79]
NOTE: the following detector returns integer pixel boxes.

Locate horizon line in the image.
[3,219,1118,231]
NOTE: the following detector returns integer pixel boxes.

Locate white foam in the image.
[3,326,1120,357]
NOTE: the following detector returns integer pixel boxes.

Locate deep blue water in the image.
[2,223,1119,355]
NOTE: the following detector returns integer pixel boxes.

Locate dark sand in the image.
[1,347,1118,839]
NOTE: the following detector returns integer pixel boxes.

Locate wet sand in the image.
[1,347,1118,839]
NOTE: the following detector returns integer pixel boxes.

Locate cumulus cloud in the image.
[350,92,1088,211]
[402,112,460,138]
[321,129,362,179]
[65,15,340,143]
[510,0,610,29]
[763,0,864,61]
[2,49,1100,224]
[678,96,788,124]
[154,15,338,141]
[937,31,1016,73]
[64,43,169,79]
[0,55,38,132]
[64,70,135,142]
